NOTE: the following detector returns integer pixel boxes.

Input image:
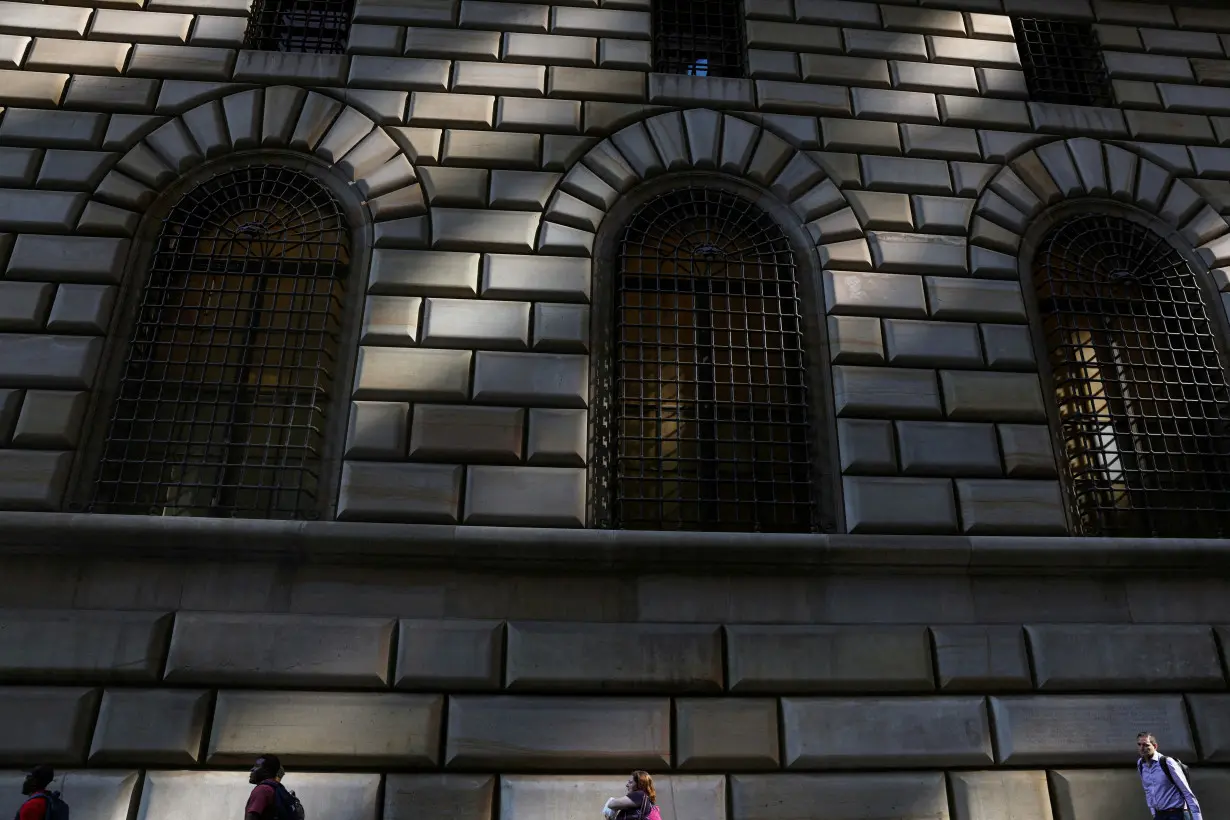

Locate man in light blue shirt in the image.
[1137,732,1202,820]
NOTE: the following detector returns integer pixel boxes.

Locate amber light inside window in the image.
[1033,213,1230,537]
[610,188,816,532]
[92,166,349,520]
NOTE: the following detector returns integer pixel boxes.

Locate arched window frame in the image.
[70,152,373,521]
[1017,199,1230,537]
[587,172,841,533]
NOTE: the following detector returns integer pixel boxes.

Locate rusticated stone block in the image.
[387,775,494,820]
[505,623,723,692]
[950,771,1053,820]
[208,691,443,765]
[676,699,780,770]
[781,696,992,768]
[932,626,1031,691]
[0,771,139,820]
[0,609,171,682]
[88,689,210,764]
[726,625,933,692]
[1027,624,1224,691]
[395,619,504,691]
[731,773,948,820]
[164,612,395,687]
[1188,694,1230,762]
[446,697,670,769]
[338,461,462,523]
[0,687,99,764]
[1048,770,1148,820]
[139,772,380,820]
[990,695,1194,765]
[502,776,724,820]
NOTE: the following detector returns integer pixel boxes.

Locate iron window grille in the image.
[1012,17,1111,106]
[652,0,746,78]
[605,187,817,532]
[244,0,352,53]
[91,166,350,521]
[1033,213,1230,538]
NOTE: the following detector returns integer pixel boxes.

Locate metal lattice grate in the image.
[92,166,350,520]
[611,188,816,532]
[1012,17,1111,106]
[244,0,352,54]
[1034,213,1230,538]
[652,0,746,78]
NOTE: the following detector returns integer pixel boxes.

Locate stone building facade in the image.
[3,0,1230,817]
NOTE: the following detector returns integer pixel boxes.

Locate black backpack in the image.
[263,781,305,820]
[14,792,70,820]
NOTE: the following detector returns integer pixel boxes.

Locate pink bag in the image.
[646,806,661,820]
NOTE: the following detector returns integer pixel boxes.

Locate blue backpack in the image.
[14,792,70,820]
[262,781,305,820]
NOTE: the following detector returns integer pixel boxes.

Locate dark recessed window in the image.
[244,0,353,54]
[91,166,350,520]
[607,187,816,533]
[1033,213,1230,538]
[652,0,745,78]
[1012,17,1112,106]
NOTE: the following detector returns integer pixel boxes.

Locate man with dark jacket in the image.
[245,756,284,820]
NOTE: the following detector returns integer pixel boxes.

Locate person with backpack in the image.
[1137,731,1203,820]
[602,772,660,820]
[244,755,304,820]
[14,766,68,820]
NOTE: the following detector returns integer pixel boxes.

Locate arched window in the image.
[1033,213,1230,537]
[92,166,350,520]
[610,188,816,532]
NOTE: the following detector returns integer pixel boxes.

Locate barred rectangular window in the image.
[1012,17,1111,106]
[244,0,353,54]
[653,0,745,78]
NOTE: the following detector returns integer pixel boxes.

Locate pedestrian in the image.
[13,766,68,820]
[603,771,659,820]
[244,755,304,820]
[1137,731,1202,820]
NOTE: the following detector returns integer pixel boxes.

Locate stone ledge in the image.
[0,512,1229,575]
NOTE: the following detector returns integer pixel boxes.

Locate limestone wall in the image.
[1,608,1230,819]
[2,0,1230,532]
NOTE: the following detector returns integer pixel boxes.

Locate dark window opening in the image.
[652,0,745,78]
[1034,213,1230,538]
[1012,17,1112,106]
[91,166,350,520]
[609,187,816,532]
[244,0,352,54]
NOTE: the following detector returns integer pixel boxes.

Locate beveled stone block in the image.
[463,465,585,527]
[164,612,395,687]
[1186,694,1230,762]
[676,699,779,770]
[446,697,670,769]
[932,626,1031,691]
[89,689,210,764]
[409,404,524,461]
[0,687,99,764]
[387,775,494,820]
[950,771,1053,820]
[502,776,725,820]
[781,696,993,768]
[0,609,171,682]
[505,623,723,692]
[1048,770,1148,820]
[0,770,138,820]
[395,620,504,691]
[337,461,462,523]
[139,772,380,820]
[727,625,933,693]
[1027,625,1224,691]
[990,695,1194,765]
[731,773,949,820]
[208,691,443,765]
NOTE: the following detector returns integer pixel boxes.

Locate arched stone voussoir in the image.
[969,137,1230,276]
[537,107,861,258]
[87,85,425,227]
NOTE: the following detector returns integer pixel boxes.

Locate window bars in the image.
[609,188,816,532]
[1012,17,1112,106]
[244,0,352,53]
[652,0,746,78]
[91,166,350,520]
[1033,213,1230,538]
